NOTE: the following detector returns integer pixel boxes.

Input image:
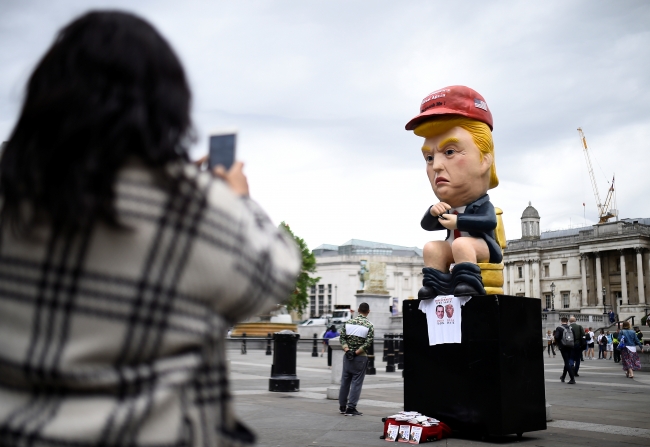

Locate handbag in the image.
[617,335,626,350]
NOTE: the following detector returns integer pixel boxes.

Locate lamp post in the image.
[550,282,556,311]
[602,287,607,315]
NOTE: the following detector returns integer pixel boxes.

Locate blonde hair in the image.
[414,116,499,189]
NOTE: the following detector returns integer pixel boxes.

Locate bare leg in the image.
[423,240,453,271]
[450,237,490,265]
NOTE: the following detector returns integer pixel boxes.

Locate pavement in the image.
[228,349,650,446]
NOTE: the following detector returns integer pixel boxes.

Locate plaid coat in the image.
[0,160,301,447]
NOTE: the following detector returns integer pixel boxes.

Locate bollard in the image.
[269,330,300,392]
[241,332,247,355]
[312,333,319,357]
[383,334,389,362]
[366,341,376,375]
[386,334,395,373]
[265,333,272,355]
[397,334,404,369]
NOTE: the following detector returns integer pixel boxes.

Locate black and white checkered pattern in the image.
[0,161,301,447]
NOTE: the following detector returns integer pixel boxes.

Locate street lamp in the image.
[602,287,607,315]
[550,282,556,311]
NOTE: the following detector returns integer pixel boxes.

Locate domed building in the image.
[503,204,650,324]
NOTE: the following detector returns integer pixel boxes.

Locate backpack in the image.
[585,332,592,342]
[557,325,574,348]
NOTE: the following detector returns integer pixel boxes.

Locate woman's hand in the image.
[214,162,249,197]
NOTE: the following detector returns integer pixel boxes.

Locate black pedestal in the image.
[403,295,546,437]
[269,331,300,392]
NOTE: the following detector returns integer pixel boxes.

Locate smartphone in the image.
[208,133,237,171]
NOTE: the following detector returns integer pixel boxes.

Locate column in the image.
[619,249,627,305]
[580,254,589,307]
[637,247,646,305]
[510,263,515,295]
[503,262,509,295]
[524,260,531,297]
[532,259,540,298]
[595,252,603,307]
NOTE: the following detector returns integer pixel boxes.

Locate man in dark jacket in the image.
[555,317,576,384]
[568,316,585,376]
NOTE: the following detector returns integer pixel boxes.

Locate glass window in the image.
[544,265,549,277]
[328,284,332,293]
[562,292,569,309]
[545,294,552,310]
[518,266,523,279]
[327,295,332,313]
[318,295,324,315]
[562,263,567,276]
[309,295,316,317]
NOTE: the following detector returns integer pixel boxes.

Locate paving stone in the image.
[228,349,650,446]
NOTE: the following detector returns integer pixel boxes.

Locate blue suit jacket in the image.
[420,194,503,264]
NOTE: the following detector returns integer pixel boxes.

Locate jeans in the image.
[598,344,606,358]
[547,343,555,356]
[560,347,575,381]
[339,354,369,409]
[569,345,582,373]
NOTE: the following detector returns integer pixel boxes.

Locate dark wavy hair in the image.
[0,10,194,232]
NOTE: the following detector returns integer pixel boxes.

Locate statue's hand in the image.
[438,213,457,230]
[429,202,451,218]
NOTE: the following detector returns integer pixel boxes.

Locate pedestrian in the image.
[618,321,643,378]
[597,329,607,359]
[608,309,616,324]
[634,326,644,344]
[568,316,585,376]
[613,331,621,363]
[585,327,595,360]
[605,331,614,360]
[339,302,375,416]
[554,317,576,384]
[0,11,301,447]
[546,329,556,357]
[323,325,340,367]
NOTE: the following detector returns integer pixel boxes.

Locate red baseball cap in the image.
[404,85,493,131]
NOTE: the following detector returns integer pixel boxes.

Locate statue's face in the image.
[422,126,492,207]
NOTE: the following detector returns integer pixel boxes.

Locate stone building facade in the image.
[503,203,650,322]
[308,239,423,317]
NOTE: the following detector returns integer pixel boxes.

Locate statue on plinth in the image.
[405,85,505,298]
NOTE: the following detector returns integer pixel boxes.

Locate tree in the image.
[280,222,320,316]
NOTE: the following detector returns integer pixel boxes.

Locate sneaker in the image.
[339,406,346,414]
[567,379,576,384]
[560,376,565,382]
[345,407,363,416]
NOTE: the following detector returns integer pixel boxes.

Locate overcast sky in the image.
[2,0,649,250]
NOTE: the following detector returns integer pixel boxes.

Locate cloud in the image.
[1,0,649,249]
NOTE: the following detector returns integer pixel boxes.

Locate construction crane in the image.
[577,127,616,223]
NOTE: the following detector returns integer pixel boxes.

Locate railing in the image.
[228,332,403,375]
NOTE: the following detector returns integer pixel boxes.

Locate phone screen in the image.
[208,133,236,170]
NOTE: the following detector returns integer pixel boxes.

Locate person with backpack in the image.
[585,327,595,360]
[554,317,576,384]
[568,316,585,376]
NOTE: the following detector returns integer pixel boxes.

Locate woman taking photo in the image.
[0,11,300,447]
